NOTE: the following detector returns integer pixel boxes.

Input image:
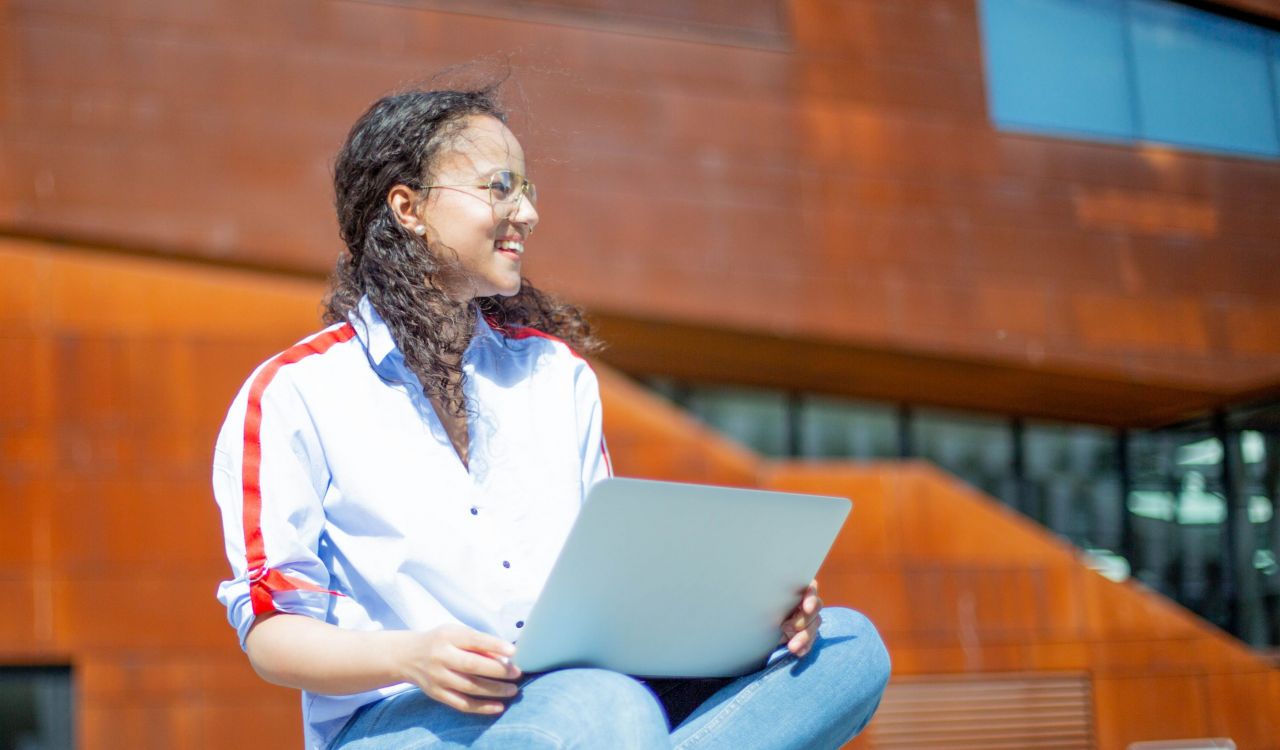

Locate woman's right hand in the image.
[390,624,523,714]
[245,613,522,710]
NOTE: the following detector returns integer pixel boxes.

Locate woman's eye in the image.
[488,173,516,199]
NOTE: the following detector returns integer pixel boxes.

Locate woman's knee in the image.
[816,607,891,686]
[526,668,668,747]
[545,667,662,709]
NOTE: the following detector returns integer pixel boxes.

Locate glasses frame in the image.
[420,169,537,221]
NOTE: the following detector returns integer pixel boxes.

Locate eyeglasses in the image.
[421,170,538,221]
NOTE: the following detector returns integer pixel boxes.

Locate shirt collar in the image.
[351,296,399,368]
[350,295,503,371]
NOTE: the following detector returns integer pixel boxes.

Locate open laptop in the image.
[512,478,851,678]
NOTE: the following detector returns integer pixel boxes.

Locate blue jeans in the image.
[331,607,890,749]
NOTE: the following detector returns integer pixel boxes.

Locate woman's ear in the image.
[387,184,424,234]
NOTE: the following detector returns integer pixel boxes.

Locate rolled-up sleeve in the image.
[213,370,334,650]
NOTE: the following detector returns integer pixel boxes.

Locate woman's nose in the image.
[511,192,539,230]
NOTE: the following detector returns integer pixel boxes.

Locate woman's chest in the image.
[312,375,585,552]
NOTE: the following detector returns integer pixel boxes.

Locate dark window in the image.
[911,408,1014,501]
[798,396,900,461]
[1024,421,1122,551]
[0,666,73,750]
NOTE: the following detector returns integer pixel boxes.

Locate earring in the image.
[414,225,426,236]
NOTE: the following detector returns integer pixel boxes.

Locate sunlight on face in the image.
[419,115,540,301]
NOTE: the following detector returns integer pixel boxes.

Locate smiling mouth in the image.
[495,239,524,257]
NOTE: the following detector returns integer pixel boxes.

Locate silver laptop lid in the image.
[513,478,851,678]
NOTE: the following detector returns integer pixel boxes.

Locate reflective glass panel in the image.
[1129,0,1280,156]
[911,408,1013,502]
[979,0,1134,139]
[798,396,899,460]
[681,386,790,456]
[1024,421,1122,551]
[1274,37,1280,132]
[1127,430,1230,628]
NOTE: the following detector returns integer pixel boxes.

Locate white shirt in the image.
[212,296,611,748]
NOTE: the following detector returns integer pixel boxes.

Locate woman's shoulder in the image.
[215,321,365,456]
[484,320,594,375]
[491,323,586,361]
[479,320,599,397]
[234,321,367,402]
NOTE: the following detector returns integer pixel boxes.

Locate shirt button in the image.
[516,621,524,629]
[470,507,479,516]
[502,560,511,569]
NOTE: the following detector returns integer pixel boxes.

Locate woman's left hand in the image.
[781,579,823,658]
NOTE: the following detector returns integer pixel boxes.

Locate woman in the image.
[212,85,890,749]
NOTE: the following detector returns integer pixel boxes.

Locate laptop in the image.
[512,477,851,678]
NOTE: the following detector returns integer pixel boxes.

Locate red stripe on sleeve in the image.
[241,324,356,615]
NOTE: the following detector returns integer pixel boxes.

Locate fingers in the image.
[801,593,824,626]
[799,580,820,617]
[782,607,822,639]
[400,626,524,715]
[782,580,824,658]
[781,582,823,635]
[436,625,521,681]
[448,648,522,681]
[451,627,517,660]
[786,614,820,658]
[786,608,822,657]
[435,667,520,699]
[421,651,521,715]
[428,685,508,715]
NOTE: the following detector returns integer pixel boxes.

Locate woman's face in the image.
[418,114,539,301]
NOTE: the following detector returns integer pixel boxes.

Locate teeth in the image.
[495,240,524,255]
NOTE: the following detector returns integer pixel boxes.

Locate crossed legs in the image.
[332,607,890,750]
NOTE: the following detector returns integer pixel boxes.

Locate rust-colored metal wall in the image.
[766,463,1280,750]
[0,239,322,748]
[2,0,1279,425]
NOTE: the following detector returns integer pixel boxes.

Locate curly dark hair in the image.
[323,86,601,417]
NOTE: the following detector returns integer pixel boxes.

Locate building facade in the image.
[2,0,1279,747]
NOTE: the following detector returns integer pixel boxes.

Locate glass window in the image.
[979,0,1135,139]
[911,408,1013,502]
[979,0,1280,159]
[637,376,1280,645]
[0,667,73,750]
[643,376,685,406]
[798,396,899,460]
[681,386,790,456]
[1273,38,1280,127]
[1127,430,1231,628]
[1129,0,1280,156]
[1024,421,1122,551]
[1238,429,1279,643]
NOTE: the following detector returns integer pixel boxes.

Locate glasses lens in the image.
[488,171,517,203]
[487,171,536,220]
